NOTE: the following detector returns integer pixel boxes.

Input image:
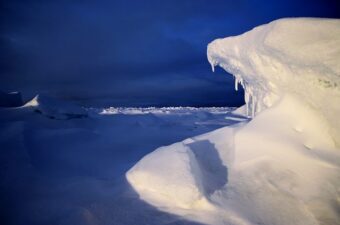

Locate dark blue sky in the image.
[1,0,339,106]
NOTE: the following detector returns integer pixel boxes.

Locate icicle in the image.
[244,86,257,118]
[256,94,264,112]
[208,56,215,72]
[251,95,256,118]
[256,102,260,115]
[234,76,239,91]
[244,88,249,117]
[210,62,215,72]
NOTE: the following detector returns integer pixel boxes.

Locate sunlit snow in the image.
[127,18,340,225]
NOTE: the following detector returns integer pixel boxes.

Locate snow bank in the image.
[24,94,87,119]
[127,18,340,225]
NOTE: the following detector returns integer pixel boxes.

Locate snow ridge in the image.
[98,106,233,115]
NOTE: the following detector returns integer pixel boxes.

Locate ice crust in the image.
[127,18,340,225]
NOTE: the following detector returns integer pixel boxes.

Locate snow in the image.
[99,106,231,115]
[127,18,340,225]
[2,17,340,225]
[207,17,340,142]
[24,94,88,119]
[0,100,241,225]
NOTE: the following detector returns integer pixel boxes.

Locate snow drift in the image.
[127,18,340,225]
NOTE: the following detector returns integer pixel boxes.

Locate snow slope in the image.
[127,18,340,225]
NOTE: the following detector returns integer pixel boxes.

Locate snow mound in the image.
[127,18,340,225]
[208,18,340,142]
[24,95,87,119]
[127,142,206,209]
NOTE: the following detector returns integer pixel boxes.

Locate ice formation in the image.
[99,106,233,115]
[208,18,340,142]
[127,18,340,225]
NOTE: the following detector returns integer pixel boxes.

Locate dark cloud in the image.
[1,0,339,106]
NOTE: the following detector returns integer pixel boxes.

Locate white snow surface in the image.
[127,18,340,225]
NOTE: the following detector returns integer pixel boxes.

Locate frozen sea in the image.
[0,105,247,225]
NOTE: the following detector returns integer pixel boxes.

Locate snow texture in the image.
[127,18,340,225]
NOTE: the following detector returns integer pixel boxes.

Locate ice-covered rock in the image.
[24,94,87,119]
[0,91,23,107]
[127,18,340,225]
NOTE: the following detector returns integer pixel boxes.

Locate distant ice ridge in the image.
[99,106,233,115]
[127,18,340,225]
[24,95,88,119]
